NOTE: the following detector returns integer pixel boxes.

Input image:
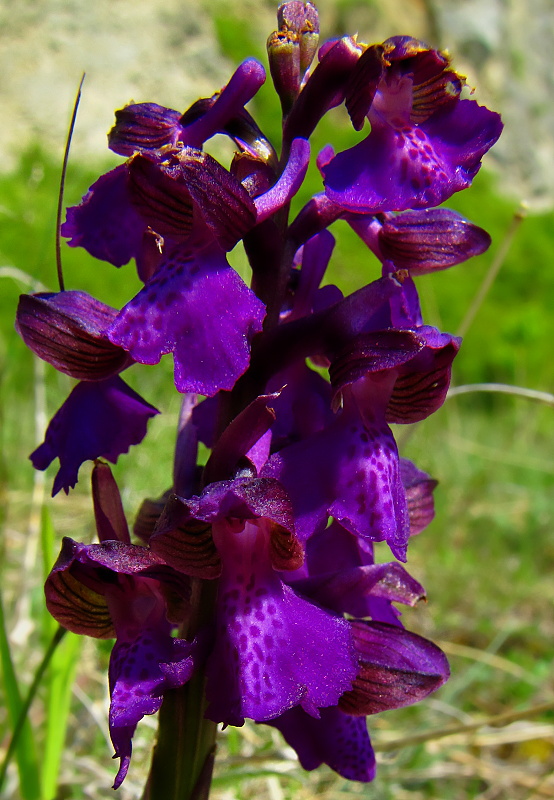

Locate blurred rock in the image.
[0,0,229,170]
[2,0,553,208]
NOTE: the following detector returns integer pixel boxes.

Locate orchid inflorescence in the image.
[16,2,501,794]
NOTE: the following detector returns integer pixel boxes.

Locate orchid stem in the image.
[146,580,218,800]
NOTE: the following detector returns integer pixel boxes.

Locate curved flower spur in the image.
[16,1,501,794]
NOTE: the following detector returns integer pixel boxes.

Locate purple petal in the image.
[181,59,267,148]
[61,165,145,267]
[45,537,114,638]
[376,38,463,125]
[108,102,183,156]
[386,326,460,423]
[292,562,426,618]
[305,520,375,575]
[254,138,310,222]
[263,383,410,560]
[31,376,159,495]
[265,706,376,781]
[205,518,357,725]
[16,291,131,380]
[203,393,278,484]
[174,477,296,537]
[287,229,335,321]
[340,621,450,715]
[148,494,222,579]
[128,149,257,251]
[378,208,491,274]
[44,537,189,638]
[300,522,403,626]
[107,244,266,395]
[400,458,437,536]
[323,100,502,213]
[283,36,361,144]
[109,631,197,788]
[268,362,334,451]
[287,192,343,249]
[91,462,130,544]
[345,43,384,130]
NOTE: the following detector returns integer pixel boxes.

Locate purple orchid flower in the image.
[150,475,358,727]
[61,138,310,395]
[45,464,199,787]
[323,37,503,212]
[16,291,160,494]
[262,268,459,559]
[259,514,447,781]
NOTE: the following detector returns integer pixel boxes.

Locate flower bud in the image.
[268,2,319,115]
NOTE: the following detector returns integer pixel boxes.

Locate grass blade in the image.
[41,630,81,800]
[0,594,41,799]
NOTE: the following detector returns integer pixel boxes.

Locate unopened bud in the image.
[268,2,320,115]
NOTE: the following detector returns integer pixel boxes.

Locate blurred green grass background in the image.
[1,2,554,798]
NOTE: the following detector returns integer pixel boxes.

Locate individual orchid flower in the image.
[150,476,359,727]
[262,269,459,559]
[16,291,159,494]
[44,463,199,787]
[322,37,503,212]
[260,514,448,781]
[61,138,310,395]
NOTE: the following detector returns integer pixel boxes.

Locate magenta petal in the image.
[108,102,183,156]
[61,165,145,267]
[181,58,267,148]
[15,291,131,380]
[107,244,266,395]
[265,706,376,781]
[400,458,437,535]
[31,376,159,495]
[378,208,492,274]
[292,562,426,618]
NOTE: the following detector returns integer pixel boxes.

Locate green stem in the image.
[145,580,218,800]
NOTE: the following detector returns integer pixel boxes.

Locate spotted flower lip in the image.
[150,476,358,727]
[322,36,502,214]
[262,374,411,559]
[323,98,503,213]
[106,241,266,396]
[265,706,376,782]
